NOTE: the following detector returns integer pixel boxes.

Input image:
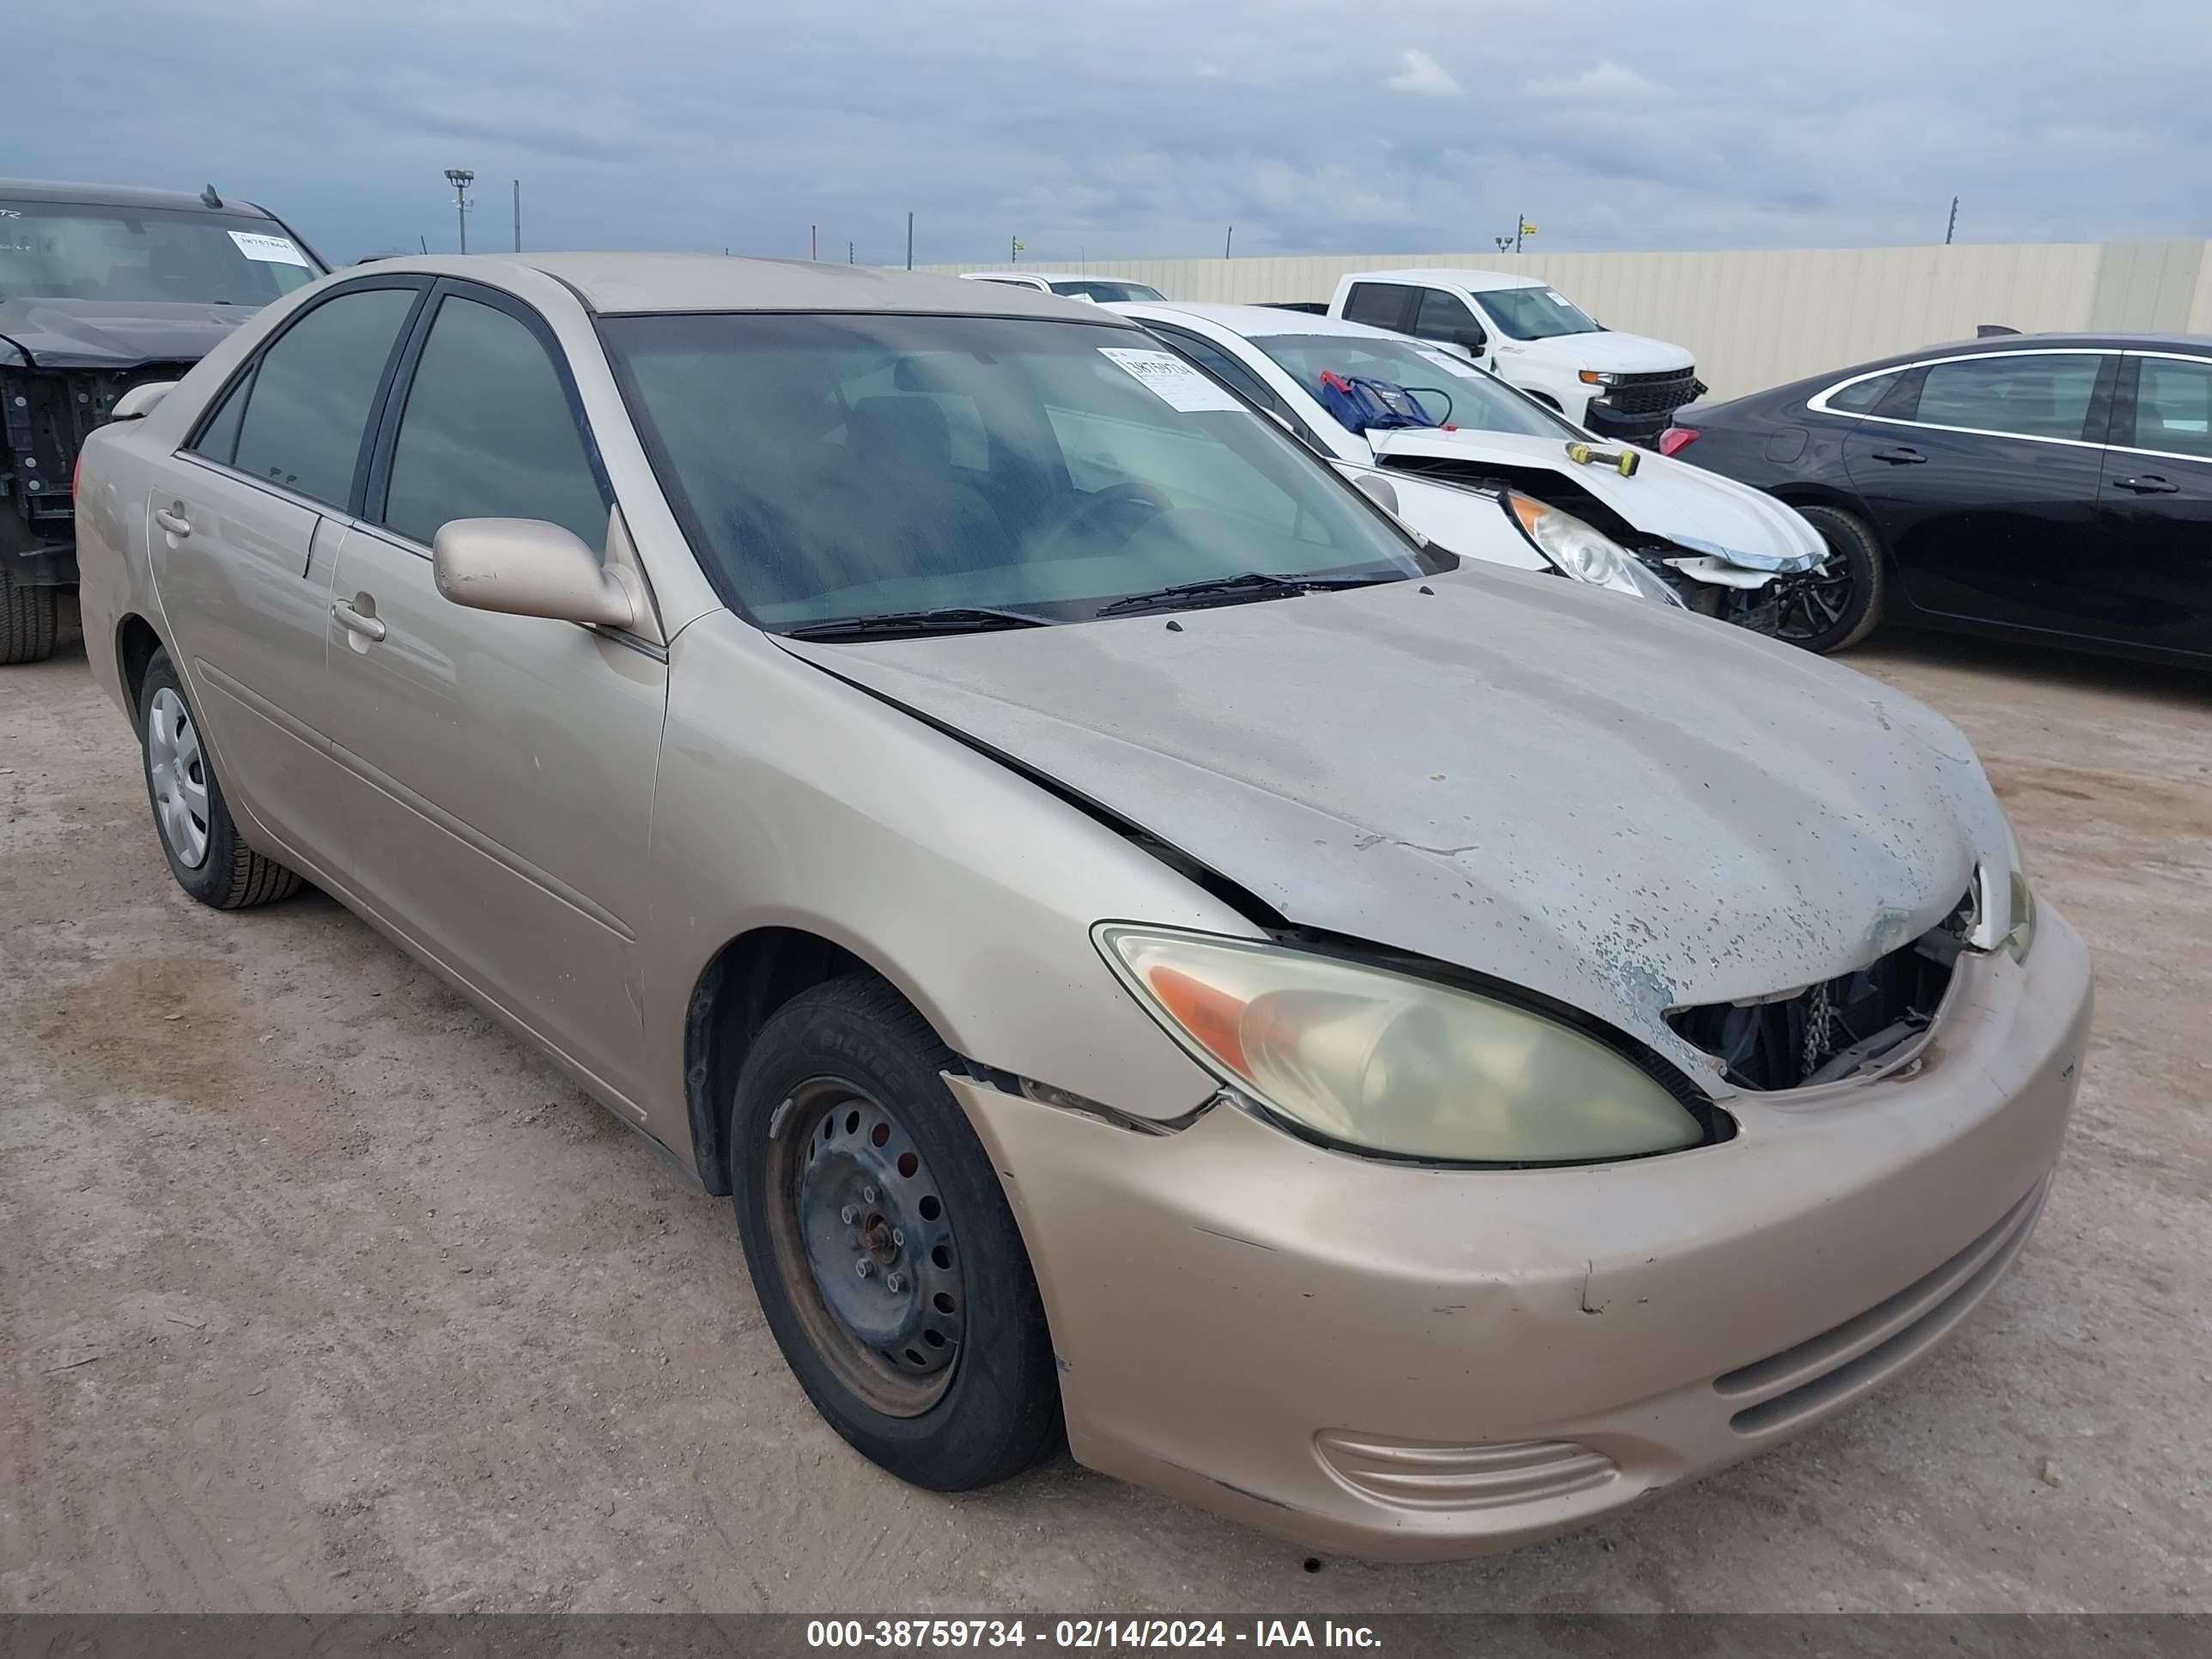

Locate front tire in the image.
[0,565,59,664]
[1772,504,1885,653]
[137,650,303,908]
[731,975,1062,1492]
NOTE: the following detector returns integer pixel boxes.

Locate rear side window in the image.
[381,295,610,550]
[2130,357,2212,459]
[1912,353,2103,441]
[1822,371,1899,415]
[231,287,417,507]
[1341,283,1413,332]
[190,372,252,465]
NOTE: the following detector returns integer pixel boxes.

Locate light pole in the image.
[443,168,474,253]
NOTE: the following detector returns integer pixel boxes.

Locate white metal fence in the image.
[924,240,2212,400]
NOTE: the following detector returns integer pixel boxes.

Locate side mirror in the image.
[111,381,176,421]
[432,518,639,629]
[1352,473,1401,514]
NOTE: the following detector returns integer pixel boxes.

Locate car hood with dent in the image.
[1369,427,1824,573]
[0,298,254,370]
[775,568,2005,1089]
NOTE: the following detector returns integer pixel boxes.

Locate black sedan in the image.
[1663,333,2212,663]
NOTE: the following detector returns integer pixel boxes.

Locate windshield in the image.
[1049,280,1165,302]
[1477,287,1601,341]
[0,201,321,305]
[1250,333,1578,438]
[602,313,1433,629]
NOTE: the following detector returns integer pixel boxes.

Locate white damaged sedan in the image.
[1113,301,1826,627]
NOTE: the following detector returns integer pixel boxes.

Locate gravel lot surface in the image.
[3,611,2207,1613]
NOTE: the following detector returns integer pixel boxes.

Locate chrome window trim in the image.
[1805,347,2113,450]
[173,448,347,519]
[2114,349,2212,466]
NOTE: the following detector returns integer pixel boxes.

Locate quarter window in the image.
[1911,354,2102,442]
[190,371,253,465]
[382,295,610,550]
[230,286,418,507]
[1341,283,1413,332]
[1823,372,1900,415]
[2130,357,2212,459]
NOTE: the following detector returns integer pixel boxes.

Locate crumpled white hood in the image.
[1370,428,1825,573]
[777,567,2006,1084]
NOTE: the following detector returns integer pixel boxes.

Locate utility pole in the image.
[1010,234,1019,263]
[1945,196,1960,246]
[810,224,817,260]
[1515,210,1525,253]
[1224,226,1233,259]
[512,179,520,252]
[848,240,854,264]
[443,168,474,253]
[906,211,914,270]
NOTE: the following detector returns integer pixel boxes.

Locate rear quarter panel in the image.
[73,420,165,719]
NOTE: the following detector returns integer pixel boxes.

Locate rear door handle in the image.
[331,599,386,643]
[1869,446,1926,465]
[2112,474,2180,495]
[154,506,192,538]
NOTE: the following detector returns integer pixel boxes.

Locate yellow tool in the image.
[1565,441,1640,477]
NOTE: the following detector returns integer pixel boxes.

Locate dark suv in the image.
[2,179,325,661]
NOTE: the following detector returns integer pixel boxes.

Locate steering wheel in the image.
[1038,481,1175,550]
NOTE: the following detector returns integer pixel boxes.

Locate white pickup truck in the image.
[1315,269,1703,445]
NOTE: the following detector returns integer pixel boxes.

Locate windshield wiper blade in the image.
[1094,571,1393,618]
[781,605,1049,642]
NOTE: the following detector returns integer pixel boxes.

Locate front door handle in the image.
[154,506,192,538]
[2112,474,2180,495]
[1869,446,1926,465]
[331,599,387,643]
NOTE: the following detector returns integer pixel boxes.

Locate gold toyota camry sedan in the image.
[73,254,2092,1560]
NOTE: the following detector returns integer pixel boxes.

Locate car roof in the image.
[1109,300,1409,343]
[347,253,1127,319]
[0,177,280,217]
[1776,331,2212,392]
[1339,267,1547,295]
[960,270,1132,286]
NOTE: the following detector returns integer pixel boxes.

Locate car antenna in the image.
[201,184,223,209]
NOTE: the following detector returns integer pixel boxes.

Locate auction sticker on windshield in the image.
[228,230,313,267]
[1099,347,1243,412]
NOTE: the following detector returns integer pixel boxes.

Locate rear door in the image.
[1841,348,2115,635]
[155,278,425,866]
[320,280,666,1109]
[2089,351,2212,656]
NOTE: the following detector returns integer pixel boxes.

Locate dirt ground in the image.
[3,606,2208,1615]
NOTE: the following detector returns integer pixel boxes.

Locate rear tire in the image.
[1774,504,1885,653]
[137,650,303,908]
[730,975,1062,1492]
[0,565,58,664]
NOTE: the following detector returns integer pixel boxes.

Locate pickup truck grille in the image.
[1603,371,1705,417]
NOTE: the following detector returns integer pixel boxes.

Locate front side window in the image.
[2130,357,2212,459]
[1476,287,1601,341]
[1048,280,1166,303]
[1913,353,2102,441]
[1249,332,1575,439]
[230,286,418,508]
[382,295,609,550]
[1413,289,1484,346]
[604,313,1431,629]
[0,199,321,305]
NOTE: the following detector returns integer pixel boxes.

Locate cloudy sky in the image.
[15,0,2209,267]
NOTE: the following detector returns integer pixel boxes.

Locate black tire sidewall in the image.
[1784,504,1886,654]
[137,653,251,903]
[730,978,1061,1491]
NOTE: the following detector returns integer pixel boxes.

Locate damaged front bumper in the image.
[949,905,2092,1560]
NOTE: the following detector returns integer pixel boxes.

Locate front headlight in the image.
[1096,925,1706,1164]
[1504,494,1686,607]
[1974,815,2038,962]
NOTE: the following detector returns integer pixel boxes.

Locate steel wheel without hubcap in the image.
[766,1076,965,1416]
[145,687,210,869]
